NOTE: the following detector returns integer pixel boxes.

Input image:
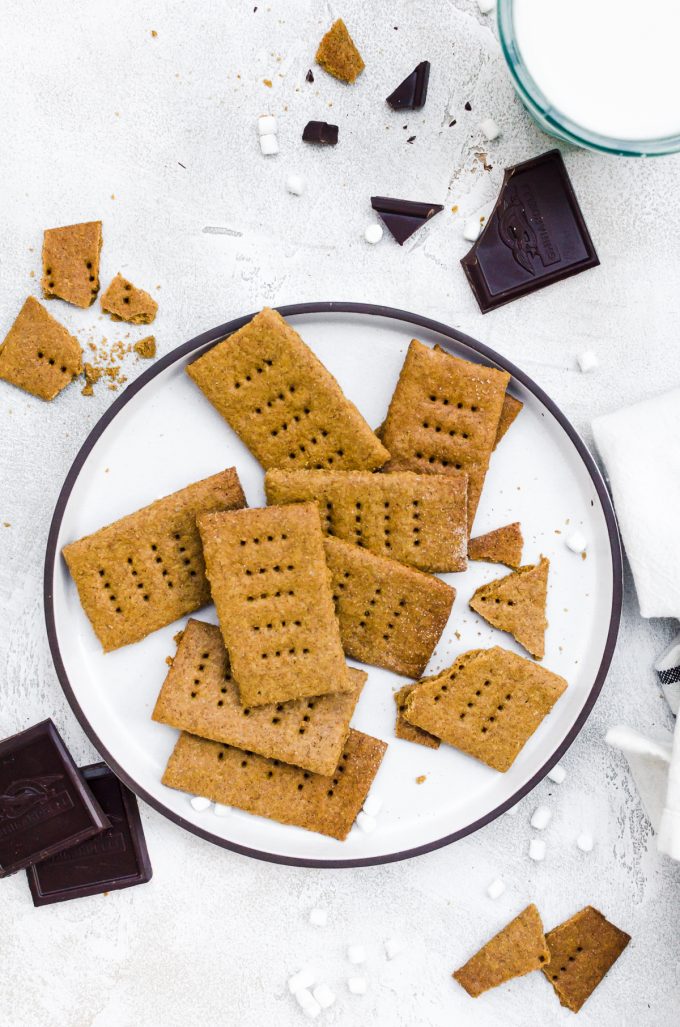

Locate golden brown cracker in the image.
[62,468,246,651]
[315,18,365,83]
[324,536,454,677]
[101,273,158,324]
[469,556,549,659]
[198,503,351,707]
[134,335,156,358]
[42,221,102,308]
[403,647,567,772]
[542,906,631,1013]
[186,307,388,472]
[153,619,366,776]
[394,683,440,749]
[468,522,524,569]
[0,297,82,400]
[494,393,523,449]
[162,727,387,840]
[265,468,467,573]
[453,904,550,997]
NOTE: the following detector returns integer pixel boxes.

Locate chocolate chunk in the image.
[371,196,443,245]
[461,149,599,313]
[464,101,472,111]
[26,763,152,905]
[386,61,430,110]
[306,69,314,83]
[0,720,108,878]
[302,120,339,145]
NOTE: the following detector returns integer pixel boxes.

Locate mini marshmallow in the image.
[213,803,231,817]
[259,133,279,156]
[547,764,567,784]
[529,838,546,861]
[288,967,316,994]
[362,794,383,817]
[463,217,482,242]
[566,530,588,554]
[258,114,278,136]
[531,805,552,831]
[364,223,383,245]
[478,118,500,141]
[295,989,321,1020]
[577,350,599,373]
[356,811,377,835]
[312,984,336,1009]
[348,977,368,995]
[384,937,403,960]
[347,945,366,965]
[486,878,506,900]
[309,907,328,927]
[190,795,211,812]
[477,0,496,12]
[286,174,306,196]
[576,832,594,852]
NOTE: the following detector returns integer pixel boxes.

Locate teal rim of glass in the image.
[497,0,680,157]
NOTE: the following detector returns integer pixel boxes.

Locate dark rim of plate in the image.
[43,301,623,869]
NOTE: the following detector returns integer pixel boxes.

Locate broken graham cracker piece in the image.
[403,646,567,772]
[266,468,467,573]
[324,536,454,678]
[542,906,631,1013]
[394,683,440,749]
[315,18,365,84]
[469,556,549,660]
[62,468,245,652]
[101,274,158,324]
[0,297,82,400]
[468,522,523,570]
[186,307,388,472]
[453,904,550,997]
[494,393,523,449]
[42,221,102,308]
[153,619,366,776]
[381,339,509,528]
[198,503,351,707]
[162,728,387,840]
[134,335,156,358]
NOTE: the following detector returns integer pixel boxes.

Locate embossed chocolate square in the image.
[461,150,599,313]
[27,763,151,905]
[0,720,108,878]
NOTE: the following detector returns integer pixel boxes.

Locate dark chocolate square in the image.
[302,121,338,145]
[0,720,108,878]
[27,763,152,906]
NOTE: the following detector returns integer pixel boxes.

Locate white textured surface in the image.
[0,2,679,1026]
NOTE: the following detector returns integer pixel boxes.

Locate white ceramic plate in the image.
[45,303,622,867]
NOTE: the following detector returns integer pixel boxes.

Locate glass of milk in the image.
[498,0,680,156]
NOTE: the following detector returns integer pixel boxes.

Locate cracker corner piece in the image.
[468,522,523,570]
[542,906,630,1014]
[42,221,102,308]
[101,273,158,325]
[315,18,365,84]
[394,683,440,749]
[494,393,523,449]
[162,727,387,840]
[453,904,550,997]
[469,556,549,660]
[0,296,83,401]
[186,307,388,472]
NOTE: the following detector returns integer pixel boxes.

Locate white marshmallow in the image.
[309,907,328,927]
[463,217,482,242]
[347,945,366,965]
[347,977,368,995]
[362,793,383,817]
[312,984,336,1009]
[384,937,403,960]
[356,811,377,835]
[190,795,212,812]
[258,115,278,136]
[477,0,496,12]
[364,223,383,245]
[486,877,506,900]
[288,967,316,994]
[295,989,321,1019]
[576,832,594,852]
[566,530,588,553]
[577,349,599,373]
[478,118,500,141]
[286,174,306,196]
[531,805,552,831]
[213,803,231,817]
[529,838,546,861]
[547,764,567,784]
[259,133,279,156]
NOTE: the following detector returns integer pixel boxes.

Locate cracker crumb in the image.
[3,523,11,528]
[134,335,157,359]
[263,78,273,87]
[416,774,427,784]
[151,29,157,37]
[165,656,174,667]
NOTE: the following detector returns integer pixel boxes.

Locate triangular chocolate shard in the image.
[469,557,549,659]
[371,196,443,245]
[386,61,430,110]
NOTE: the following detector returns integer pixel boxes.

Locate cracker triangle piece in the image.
[0,297,82,400]
[469,556,549,659]
[494,393,523,449]
[394,682,440,749]
[453,904,550,997]
[101,273,158,324]
[315,19,365,83]
[42,221,102,308]
[468,522,523,569]
[542,906,631,1013]
[403,646,567,772]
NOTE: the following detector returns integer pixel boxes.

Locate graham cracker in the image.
[134,335,156,358]
[101,273,158,324]
[265,468,468,573]
[62,468,246,652]
[494,393,523,449]
[315,19,365,84]
[0,297,83,400]
[394,683,440,749]
[468,522,524,569]
[162,727,387,840]
[403,646,567,772]
[542,906,630,1013]
[153,619,366,776]
[469,556,549,659]
[324,536,454,677]
[197,503,351,707]
[381,339,510,527]
[186,307,388,472]
[42,221,102,308]
[453,904,550,997]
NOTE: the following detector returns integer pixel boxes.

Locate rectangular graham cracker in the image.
[453,904,550,997]
[0,297,83,400]
[62,469,246,652]
[153,619,366,776]
[42,221,103,308]
[197,503,352,707]
[542,906,631,1013]
[403,647,567,772]
[265,468,468,573]
[381,339,510,527]
[162,728,387,840]
[186,307,388,472]
[394,683,441,749]
[324,536,455,678]
[100,273,158,324]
